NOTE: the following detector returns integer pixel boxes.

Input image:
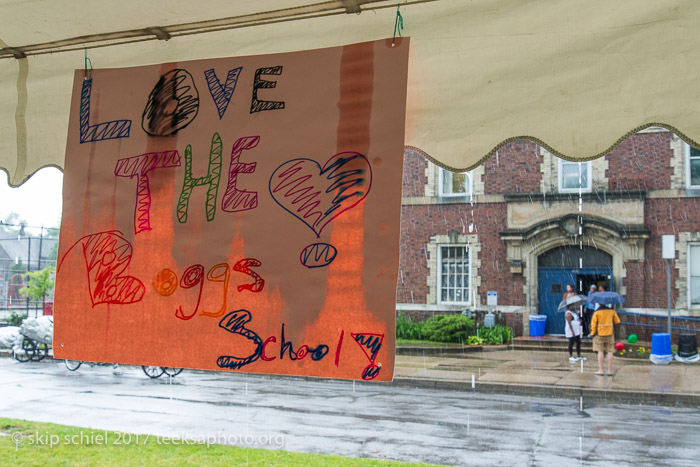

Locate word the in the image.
[115,134,260,234]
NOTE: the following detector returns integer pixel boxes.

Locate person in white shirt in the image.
[565,304,587,362]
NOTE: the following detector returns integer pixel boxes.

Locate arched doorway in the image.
[537,245,613,334]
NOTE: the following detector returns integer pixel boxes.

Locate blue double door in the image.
[537,267,613,334]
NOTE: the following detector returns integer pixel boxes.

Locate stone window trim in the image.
[558,159,592,193]
[689,243,700,310]
[425,161,485,199]
[426,233,481,308]
[437,244,471,305]
[540,147,608,194]
[677,232,700,311]
[438,168,473,198]
[685,142,700,189]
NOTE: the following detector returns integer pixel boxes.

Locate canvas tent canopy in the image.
[1,0,699,186]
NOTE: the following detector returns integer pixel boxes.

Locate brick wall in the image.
[397,202,526,306]
[483,141,542,194]
[402,148,428,197]
[620,197,700,308]
[606,132,674,191]
[474,203,526,306]
[397,204,431,303]
[622,261,646,308]
[401,132,698,323]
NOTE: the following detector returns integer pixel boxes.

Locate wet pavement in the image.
[394,346,700,407]
[1,358,699,466]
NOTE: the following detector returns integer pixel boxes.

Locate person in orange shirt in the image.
[590,306,620,375]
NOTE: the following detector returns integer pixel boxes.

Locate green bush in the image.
[396,312,424,340]
[467,335,484,345]
[478,324,513,345]
[6,311,27,326]
[421,314,474,343]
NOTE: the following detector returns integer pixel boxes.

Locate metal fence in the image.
[0,257,57,316]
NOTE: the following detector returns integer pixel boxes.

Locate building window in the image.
[558,159,591,192]
[688,145,700,188]
[438,245,470,304]
[690,244,700,307]
[439,168,472,197]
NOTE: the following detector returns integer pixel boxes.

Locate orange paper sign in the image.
[53,39,409,381]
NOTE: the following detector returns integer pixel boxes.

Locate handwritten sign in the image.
[53,39,409,381]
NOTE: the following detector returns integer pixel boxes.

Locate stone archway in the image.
[501,214,649,312]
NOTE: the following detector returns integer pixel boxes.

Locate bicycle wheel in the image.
[142,365,164,379]
[64,359,83,371]
[162,367,183,377]
[14,338,36,362]
[32,342,49,362]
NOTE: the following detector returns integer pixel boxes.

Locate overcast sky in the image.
[0,167,63,232]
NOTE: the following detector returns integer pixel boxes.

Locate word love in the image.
[217,311,385,380]
[153,259,264,321]
[79,66,284,143]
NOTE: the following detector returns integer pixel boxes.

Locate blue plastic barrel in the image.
[529,314,547,337]
[650,332,673,364]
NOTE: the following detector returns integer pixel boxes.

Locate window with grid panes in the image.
[690,244,700,306]
[438,245,470,303]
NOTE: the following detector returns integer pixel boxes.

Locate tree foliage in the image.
[19,266,55,302]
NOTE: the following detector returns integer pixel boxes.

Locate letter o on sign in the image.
[142,69,199,137]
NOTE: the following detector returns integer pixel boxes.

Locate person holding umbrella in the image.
[558,294,588,362]
[588,291,624,376]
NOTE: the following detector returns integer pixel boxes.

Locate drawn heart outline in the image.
[58,230,145,307]
[268,152,372,237]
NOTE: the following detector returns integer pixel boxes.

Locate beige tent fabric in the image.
[1,0,700,185]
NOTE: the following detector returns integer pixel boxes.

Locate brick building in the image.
[397,129,700,338]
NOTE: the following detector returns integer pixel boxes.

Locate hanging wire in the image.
[84,47,93,81]
[392,4,404,46]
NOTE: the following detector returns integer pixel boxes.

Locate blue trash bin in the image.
[529,315,547,337]
[650,332,673,365]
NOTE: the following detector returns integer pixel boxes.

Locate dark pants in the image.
[568,335,581,357]
[582,310,593,335]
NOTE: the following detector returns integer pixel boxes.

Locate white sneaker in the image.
[569,356,579,363]
[578,356,587,361]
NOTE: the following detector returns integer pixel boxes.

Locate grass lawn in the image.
[0,418,428,466]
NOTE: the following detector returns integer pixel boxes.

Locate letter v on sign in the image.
[204,67,243,119]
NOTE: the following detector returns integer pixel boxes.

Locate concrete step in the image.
[512,337,593,352]
[397,344,510,357]
[511,346,594,353]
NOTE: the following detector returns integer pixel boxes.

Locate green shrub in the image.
[467,335,484,345]
[478,324,513,345]
[6,311,27,326]
[396,312,424,340]
[421,314,474,343]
